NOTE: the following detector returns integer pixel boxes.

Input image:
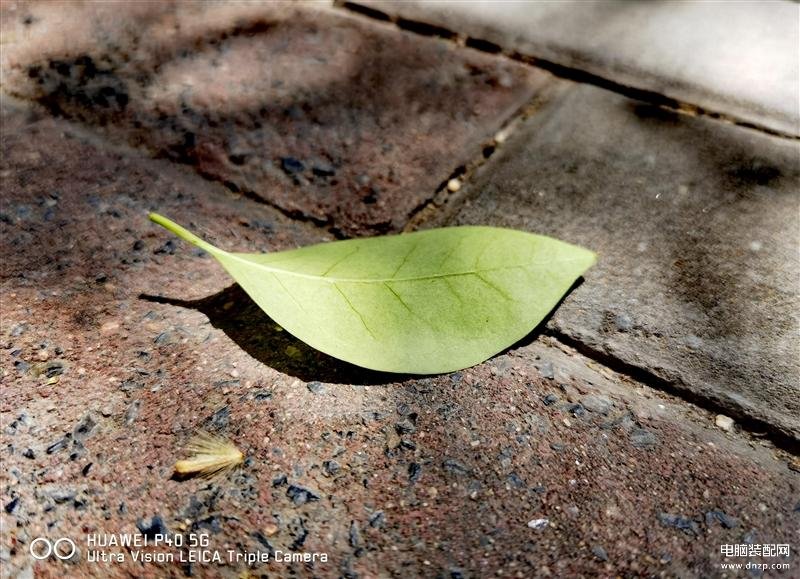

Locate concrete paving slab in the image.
[1,0,548,236]
[353,0,800,136]
[431,82,800,441]
[2,100,798,579]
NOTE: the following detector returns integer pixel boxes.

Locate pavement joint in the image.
[338,0,800,141]
[545,329,800,457]
[402,82,561,233]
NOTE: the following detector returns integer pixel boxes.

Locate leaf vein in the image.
[334,283,377,340]
[390,240,420,279]
[271,273,308,314]
[321,246,360,277]
[475,272,513,301]
[383,282,437,332]
[443,277,466,307]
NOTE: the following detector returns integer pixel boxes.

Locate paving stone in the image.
[2,100,798,578]
[1,0,549,235]
[436,83,800,440]
[355,0,800,135]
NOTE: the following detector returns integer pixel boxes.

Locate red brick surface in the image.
[2,0,548,236]
[2,2,799,578]
[2,103,798,579]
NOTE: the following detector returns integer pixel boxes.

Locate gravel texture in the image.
[2,103,798,578]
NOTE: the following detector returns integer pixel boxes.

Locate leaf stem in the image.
[148,213,222,255]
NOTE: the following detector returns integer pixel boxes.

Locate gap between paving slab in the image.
[338,0,800,140]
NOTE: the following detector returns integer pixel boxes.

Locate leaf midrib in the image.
[146,213,590,285]
[226,251,587,284]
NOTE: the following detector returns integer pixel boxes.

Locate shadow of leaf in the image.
[139,276,585,386]
[140,284,407,385]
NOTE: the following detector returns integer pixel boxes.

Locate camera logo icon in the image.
[29,537,77,560]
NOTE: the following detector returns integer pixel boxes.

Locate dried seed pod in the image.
[174,431,243,480]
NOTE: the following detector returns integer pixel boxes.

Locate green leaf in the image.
[149,213,596,374]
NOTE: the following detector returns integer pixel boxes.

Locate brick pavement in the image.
[2,2,798,578]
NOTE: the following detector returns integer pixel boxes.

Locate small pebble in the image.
[542,394,559,406]
[312,163,335,177]
[46,435,71,454]
[539,362,555,380]
[567,403,585,417]
[263,522,279,536]
[124,401,142,427]
[154,239,176,255]
[657,512,699,536]
[613,313,633,332]
[715,414,734,432]
[629,428,658,448]
[286,485,320,506]
[395,419,416,435]
[47,488,76,504]
[705,510,739,529]
[209,406,230,429]
[447,178,461,192]
[442,458,470,476]
[137,515,168,539]
[5,497,19,514]
[154,331,172,345]
[307,381,324,394]
[73,415,96,440]
[591,545,609,561]
[10,323,28,337]
[280,157,305,175]
[527,518,549,530]
[581,395,613,415]
[369,511,385,528]
[349,521,361,548]
[408,462,422,483]
[323,460,340,476]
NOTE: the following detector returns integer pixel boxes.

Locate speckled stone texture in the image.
[1,0,548,236]
[2,102,799,579]
[2,1,800,577]
[353,0,800,136]
[430,83,800,442]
